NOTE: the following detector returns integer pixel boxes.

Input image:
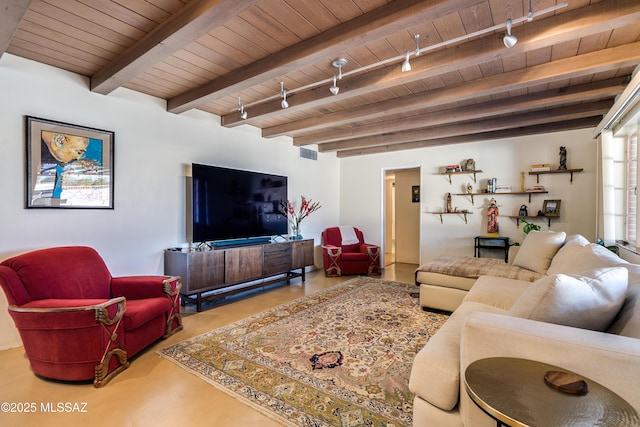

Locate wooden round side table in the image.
[464,357,640,427]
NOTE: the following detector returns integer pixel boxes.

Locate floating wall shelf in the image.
[441,169,483,184]
[433,212,472,224]
[453,191,548,205]
[529,168,583,183]
[507,215,557,227]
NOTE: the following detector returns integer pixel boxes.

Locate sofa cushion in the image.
[512,231,566,274]
[509,267,629,331]
[463,276,531,310]
[408,301,507,411]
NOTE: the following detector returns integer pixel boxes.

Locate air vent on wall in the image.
[299,147,318,161]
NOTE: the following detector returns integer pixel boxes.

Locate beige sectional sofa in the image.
[409,231,640,426]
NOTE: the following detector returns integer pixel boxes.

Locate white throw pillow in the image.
[509,267,629,331]
[548,243,628,276]
[512,231,566,274]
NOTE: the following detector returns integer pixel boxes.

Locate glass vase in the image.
[291,223,303,240]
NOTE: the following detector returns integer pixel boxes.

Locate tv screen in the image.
[192,163,288,243]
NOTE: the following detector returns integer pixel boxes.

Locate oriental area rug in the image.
[158,277,448,427]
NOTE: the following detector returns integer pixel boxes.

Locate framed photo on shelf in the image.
[25,116,114,209]
[543,199,561,217]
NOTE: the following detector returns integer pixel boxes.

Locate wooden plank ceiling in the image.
[2,0,640,157]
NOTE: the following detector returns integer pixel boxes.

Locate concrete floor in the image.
[0,263,417,427]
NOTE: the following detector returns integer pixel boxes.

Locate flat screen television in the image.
[191,163,288,244]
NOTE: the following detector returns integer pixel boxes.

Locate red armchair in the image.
[0,246,182,387]
[321,226,381,276]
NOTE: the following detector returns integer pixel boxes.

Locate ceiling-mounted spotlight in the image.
[414,34,421,56]
[329,75,340,95]
[280,81,289,109]
[527,0,534,21]
[401,51,411,72]
[237,96,247,119]
[332,58,347,80]
[503,18,518,48]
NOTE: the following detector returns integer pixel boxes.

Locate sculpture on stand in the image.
[446,193,453,213]
[487,197,499,235]
[559,146,567,170]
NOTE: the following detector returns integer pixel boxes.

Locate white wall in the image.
[0,54,340,349]
[340,130,597,265]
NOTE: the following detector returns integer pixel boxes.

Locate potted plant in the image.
[520,219,541,234]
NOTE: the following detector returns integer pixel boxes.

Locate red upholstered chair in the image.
[0,246,183,387]
[321,226,381,277]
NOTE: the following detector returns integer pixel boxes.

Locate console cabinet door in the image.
[225,245,263,283]
[292,239,314,268]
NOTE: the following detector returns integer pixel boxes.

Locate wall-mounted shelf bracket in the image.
[529,168,583,183]
[441,169,483,185]
[433,212,472,224]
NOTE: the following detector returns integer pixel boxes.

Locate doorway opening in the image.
[383,167,421,266]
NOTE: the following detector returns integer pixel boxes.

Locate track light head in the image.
[527,0,534,21]
[401,51,411,72]
[503,18,517,48]
[329,75,339,95]
[280,82,289,109]
[237,97,247,119]
[414,34,421,56]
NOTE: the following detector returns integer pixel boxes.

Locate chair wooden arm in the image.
[9,297,129,387]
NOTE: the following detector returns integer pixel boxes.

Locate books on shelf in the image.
[531,163,551,172]
[494,185,512,193]
[445,164,461,172]
[526,185,546,192]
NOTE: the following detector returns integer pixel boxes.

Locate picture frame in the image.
[412,185,420,203]
[25,116,114,209]
[543,199,561,217]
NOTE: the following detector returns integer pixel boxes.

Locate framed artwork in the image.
[25,116,114,209]
[543,199,561,217]
[412,185,420,203]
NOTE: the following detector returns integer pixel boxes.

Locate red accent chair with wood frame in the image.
[0,246,183,387]
[321,227,381,277]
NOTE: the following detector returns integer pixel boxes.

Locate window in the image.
[626,133,638,245]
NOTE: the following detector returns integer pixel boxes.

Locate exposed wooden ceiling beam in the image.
[263,41,640,138]
[90,0,260,95]
[295,78,628,146]
[0,0,31,59]
[223,0,640,128]
[167,0,484,114]
[336,117,602,158]
[319,101,612,152]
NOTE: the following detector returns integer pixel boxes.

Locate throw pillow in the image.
[512,230,566,274]
[548,243,627,276]
[508,267,629,331]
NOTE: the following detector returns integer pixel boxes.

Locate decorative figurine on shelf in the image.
[559,146,567,170]
[487,197,499,235]
[466,182,473,194]
[519,204,528,217]
[461,158,476,171]
[446,192,453,213]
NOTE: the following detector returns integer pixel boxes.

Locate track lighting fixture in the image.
[503,18,517,48]
[280,81,289,109]
[332,58,347,79]
[236,2,567,115]
[237,96,247,119]
[330,75,339,95]
[401,51,411,72]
